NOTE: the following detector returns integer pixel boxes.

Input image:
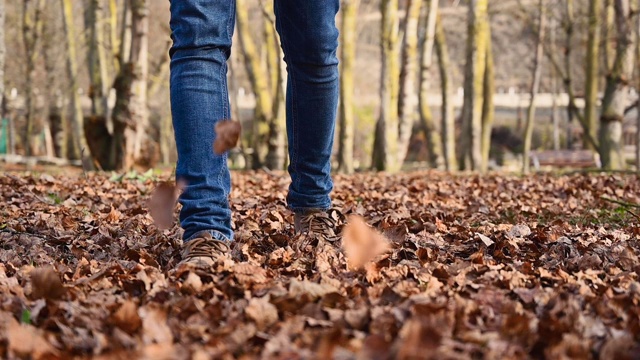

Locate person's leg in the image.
[273,0,340,214]
[169,0,235,242]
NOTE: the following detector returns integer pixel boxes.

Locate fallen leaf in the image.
[7,318,58,359]
[148,180,185,229]
[245,296,279,330]
[139,305,173,345]
[213,119,241,154]
[477,233,494,247]
[112,300,142,335]
[342,215,391,270]
[30,266,65,301]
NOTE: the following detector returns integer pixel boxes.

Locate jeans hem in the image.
[184,229,232,243]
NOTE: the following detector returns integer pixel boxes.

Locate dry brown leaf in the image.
[7,319,58,359]
[148,180,185,229]
[30,266,66,301]
[213,119,241,154]
[139,305,173,345]
[245,296,279,330]
[342,215,391,270]
[112,300,142,335]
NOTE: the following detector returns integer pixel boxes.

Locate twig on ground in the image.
[601,196,640,209]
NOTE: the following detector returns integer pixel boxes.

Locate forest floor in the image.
[0,170,639,359]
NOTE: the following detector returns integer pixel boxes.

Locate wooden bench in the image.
[530,150,601,170]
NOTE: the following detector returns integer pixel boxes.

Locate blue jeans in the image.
[169,0,340,242]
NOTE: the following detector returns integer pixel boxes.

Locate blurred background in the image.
[0,0,638,174]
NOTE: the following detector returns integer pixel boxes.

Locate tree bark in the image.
[236,0,272,169]
[0,0,4,125]
[522,0,546,174]
[22,0,46,156]
[480,25,494,173]
[398,0,422,165]
[636,0,640,170]
[338,0,360,174]
[599,0,633,170]
[585,0,601,151]
[373,0,400,172]
[111,0,149,170]
[434,14,457,171]
[459,0,488,171]
[85,0,111,120]
[260,1,286,171]
[417,0,443,169]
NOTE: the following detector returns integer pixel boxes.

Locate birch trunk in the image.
[522,0,546,174]
[398,0,423,164]
[417,0,443,169]
[373,0,401,172]
[22,0,46,156]
[338,0,360,174]
[585,0,601,151]
[111,0,148,170]
[435,14,457,171]
[85,0,111,120]
[236,0,272,168]
[60,0,89,161]
[480,27,494,173]
[459,0,488,171]
[0,0,3,126]
[599,0,633,170]
[261,2,286,171]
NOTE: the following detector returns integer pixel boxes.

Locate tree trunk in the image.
[111,0,149,170]
[599,0,633,170]
[550,16,560,150]
[22,0,46,156]
[236,0,273,169]
[0,0,4,149]
[417,0,443,169]
[522,0,546,174]
[480,26,494,173]
[636,0,640,170]
[85,0,111,120]
[109,0,120,73]
[459,0,488,171]
[398,0,422,165]
[260,2,286,171]
[338,0,360,174]
[434,14,457,171]
[373,0,401,172]
[585,0,601,151]
[61,0,90,162]
[604,0,615,71]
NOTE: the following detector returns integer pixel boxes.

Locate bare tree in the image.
[417,0,443,169]
[398,0,422,164]
[22,0,46,156]
[373,0,400,172]
[61,0,90,162]
[111,0,149,170]
[236,0,273,169]
[522,0,546,174]
[85,0,111,120]
[338,0,360,174]
[434,13,457,171]
[0,0,4,139]
[599,0,633,169]
[480,25,494,173]
[460,0,488,171]
[584,0,601,151]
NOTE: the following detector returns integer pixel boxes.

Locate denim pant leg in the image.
[274,0,341,213]
[169,0,235,241]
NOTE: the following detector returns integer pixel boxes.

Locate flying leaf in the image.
[342,215,391,270]
[213,119,242,154]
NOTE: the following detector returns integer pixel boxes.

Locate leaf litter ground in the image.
[0,171,639,359]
